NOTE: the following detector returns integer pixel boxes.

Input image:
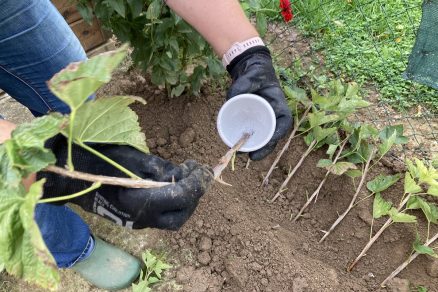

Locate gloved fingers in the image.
[158,159,201,182]
[271,113,293,143]
[226,76,252,98]
[153,165,213,209]
[133,153,183,181]
[155,205,197,230]
[249,112,292,161]
[249,140,277,161]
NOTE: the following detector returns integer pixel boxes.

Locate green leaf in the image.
[388,208,417,223]
[304,133,314,146]
[345,169,362,178]
[48,47,127,111]
[317,159,333,168]
[326,144,338,160]
[11,114,64,149]
[406,159,419,178]
[127,0,143,17]
[327,161,357,175]
[413,234,438,258]
[407,196,422,210]
[147,276,160,284]
[4,140,56,177]
[170,84,186,97]
[407,196,438,224]
[373,193,392,219]
[76,3,93,23]
[132,281,151,292]
[105,0,126,17]
[428,185,438,197]
[256,12,268,37]
[0,145,22,189]
[379,125,408,145]
[135,249,171,291]
[404,172,422,194]
[146,0,162,20]
[206,57,223,76]
[308,112,340,128]
[358,124,379,141]
[2,115,63,177]
[378,131,396,157]
[0,180,60,290]
[68,96,149,153]
[415,158,438,186]
[283,86,311,107]
[367,174,401,193]
[313,126,337,143]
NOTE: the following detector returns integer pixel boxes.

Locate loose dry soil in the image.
[2,47,438,292]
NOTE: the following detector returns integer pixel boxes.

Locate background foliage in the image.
[292,0,437,110]
[76,0,282,97]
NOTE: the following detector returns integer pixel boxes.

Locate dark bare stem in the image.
[381,232,438,287]
[213,132,252,180]
[348,194,411,271]
[44,165,172,188]
[293,137,349,222]
[270,139,317,203]
[262,106,311,187]
[319,148,376,243]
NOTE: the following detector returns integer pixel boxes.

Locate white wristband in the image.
[222,37,265,68]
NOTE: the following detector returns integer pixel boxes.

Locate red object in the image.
[280,0,293,22]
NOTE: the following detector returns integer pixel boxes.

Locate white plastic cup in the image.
[217,93,276,152]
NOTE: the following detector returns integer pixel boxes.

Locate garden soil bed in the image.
[2,70,438,292]
[109,71,438,291]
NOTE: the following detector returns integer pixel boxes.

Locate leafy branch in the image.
[349,159,438,272]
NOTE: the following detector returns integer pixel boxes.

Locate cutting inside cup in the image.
[217,94,276,152]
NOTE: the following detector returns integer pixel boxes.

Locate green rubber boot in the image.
[71,237,141,291]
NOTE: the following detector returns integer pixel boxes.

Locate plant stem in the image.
[293,136,349,221]
[319,148,376,243]
[39,182,101,204]
[67,110,76,171]
[44,165,172,188]
[353,192,376,208]
[262,105,311,187]
[78,142,141,179]
[348,194,411,271]
[213,132,252,180]
[256,8,278,13]
[381,232,438,287]
[270,139,317,203]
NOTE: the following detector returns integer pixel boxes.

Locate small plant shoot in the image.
[132,250,172,292]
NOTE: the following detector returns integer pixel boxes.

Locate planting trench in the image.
[2,70,438,292]
[87,71,438,291]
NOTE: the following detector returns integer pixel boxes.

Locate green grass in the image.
[291,0,438,111]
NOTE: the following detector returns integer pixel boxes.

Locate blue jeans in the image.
[0,0,92,268]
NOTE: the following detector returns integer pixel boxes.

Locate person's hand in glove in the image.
[38,135,213,230]
[226,45,293,161]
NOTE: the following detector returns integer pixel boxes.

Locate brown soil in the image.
[103,69,438,292]
[2,66,438,292]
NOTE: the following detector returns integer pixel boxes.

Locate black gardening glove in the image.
[227,46,293,160]
[38,135,213,230]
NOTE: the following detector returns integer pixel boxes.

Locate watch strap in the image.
[222,37,265,67]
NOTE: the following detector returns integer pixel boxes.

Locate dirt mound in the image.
[99,70,437,292]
